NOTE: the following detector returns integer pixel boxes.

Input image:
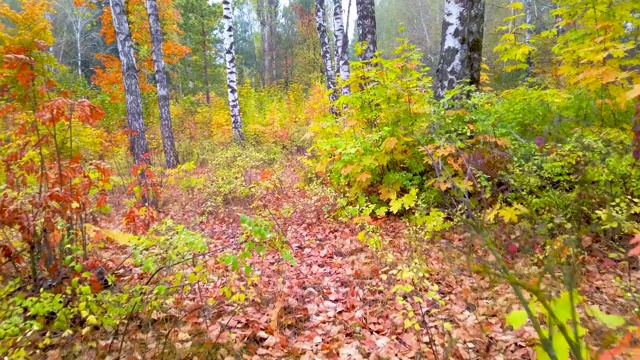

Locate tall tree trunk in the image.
[268,0,278,82]
[524,0,533,81]
[222,0,245,143]
[202,25,211,104]
[434,0,485,100]
[333,0,350,96]
[109,0,150,166]
[76,31,82,76]
[467,0,485,88]
[356,0,377,61]
[315,0,337,104]
[146,0,179,168]
[257,0,269,86]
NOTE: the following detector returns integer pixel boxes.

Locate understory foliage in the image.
[0,2,294,357]
[309,3,640,356]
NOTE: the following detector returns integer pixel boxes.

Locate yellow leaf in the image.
[626,84,640,100]
[382,137,398,152]
[379,186,397,201]
[509,2,523,10]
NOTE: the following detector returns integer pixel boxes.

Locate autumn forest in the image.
[1,0,640,358]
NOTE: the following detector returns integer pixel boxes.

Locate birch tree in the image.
[524,0,533,80]
[255,0,279,85]
[356,0,377,61]
[315,0,337,103]
[467,0,485,88]
[434,0,485,100]
[109,0,150,166]
[333,0,350,95]
[146,0,180,168]
[222,0,245,143]
[51,0,105,77]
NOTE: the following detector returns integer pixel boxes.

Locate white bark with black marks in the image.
[467,0,485,88]
[524,0,533,80]
[434,0,485,100]
[333,0,350,96]
[146,0,180,168]
[222,0,245,143]
[315,0,338,103]
[109,0,150,165]
[356,0,377,61]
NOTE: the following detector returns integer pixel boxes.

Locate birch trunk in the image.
[315,0,337,103]
[524,0,533,80]
[268,0,278,82]
[467,0,485,88]
[76,34,82,76]
[333,0,350,96]
[434,0,485,100]
[222,0,245,143]
[356,0,377,61]
[108,0,150,166]
[146,0,180,168]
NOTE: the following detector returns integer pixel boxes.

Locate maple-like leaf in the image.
[356,171,372,183]
[628,233,640,256]
[627,84,640,101]
[379,186,396,201]
[381,137,398,152]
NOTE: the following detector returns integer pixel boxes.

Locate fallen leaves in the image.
[54,158,639,359]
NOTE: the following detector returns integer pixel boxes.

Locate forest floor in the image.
[97,154,636,360]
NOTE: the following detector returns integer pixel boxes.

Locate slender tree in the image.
[51,0,105,78]
[356,0,377,61]
[467,0,485,88]
[146,0,180,168]
[222,0,245,143]
[255,0,279,86]
[333,0,350,95]
[524,0,533,80]
[108,0,150,165]
[315,0,337,103]
[176,0,219,103]
[434,0,485,99]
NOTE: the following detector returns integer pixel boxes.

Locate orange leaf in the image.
[260,169,274,181]
[356,172,372,183]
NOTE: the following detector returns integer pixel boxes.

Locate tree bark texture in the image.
[109,0,150,165]
[524,0,533,80]
[222,0,245,143]
[146,0,180,168]
[356,0,377,61]
[333,0,350,95]
[434,0,485,100]
[315,0,338,103]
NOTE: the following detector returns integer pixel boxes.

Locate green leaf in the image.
[506,309,528,329]
[589,306,625,329]
[551,329,570,360]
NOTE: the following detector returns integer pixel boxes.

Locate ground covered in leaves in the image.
[79,156,637,360]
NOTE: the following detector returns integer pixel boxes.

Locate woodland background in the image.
[1,0,640,358]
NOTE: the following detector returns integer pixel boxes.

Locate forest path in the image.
[142,159,628,360]
[155,162,542,360]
